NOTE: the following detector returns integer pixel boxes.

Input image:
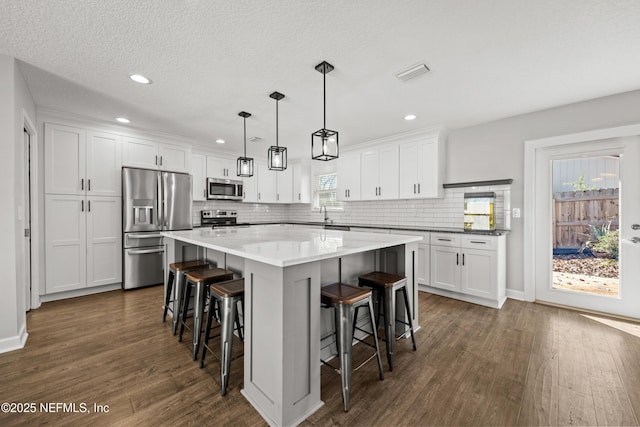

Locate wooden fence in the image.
[552,188,619,249]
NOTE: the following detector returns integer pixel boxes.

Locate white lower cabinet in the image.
[428,233,506,308]
[45,195,121,294]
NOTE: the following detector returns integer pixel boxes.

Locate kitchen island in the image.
[162,227,421,427]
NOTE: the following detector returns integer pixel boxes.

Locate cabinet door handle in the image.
[414,184,416,194]
[470,240,487,244]
[348,189,350,197]
[88,179,91,191]
[456,253,459,265]
[418,183,420,193]
[258,192,261,200]
[81,200,84,212]
[81,178,84,191]
[155,155,158,165]
[160,156,163,166]
[379,186,382,196]
[462,253,465,266]
[298,193,301,200]
[277,194,279,201]
[438,238,452,242]
[345,189,347,198]
[88,200,91,212]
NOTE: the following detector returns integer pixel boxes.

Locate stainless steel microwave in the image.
[206,178,243,200]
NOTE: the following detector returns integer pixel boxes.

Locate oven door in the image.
[123,246,164,289]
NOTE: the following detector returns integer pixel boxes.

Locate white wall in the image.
[0,54,35,352]
[446,89,640,294]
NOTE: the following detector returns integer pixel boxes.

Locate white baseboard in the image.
[0,323,28,354]
[506,289,525,301]
[39,283,121,303]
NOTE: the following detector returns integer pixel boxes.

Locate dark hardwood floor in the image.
[1,286,638,426]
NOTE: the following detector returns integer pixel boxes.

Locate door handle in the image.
[81,178,84,191]
[160,156,163,166]
[462,253,465,266]
[88,179,91,191]
[418,183,420,193]
[414,184,416,194]
[128,233,163,239]
[631,237,640,244]
[88,200,91,212]
[128,248,164,255]
[632,224,640,230]
[81,200,84,212]
[456,253,459,265]
[155,155,158,165]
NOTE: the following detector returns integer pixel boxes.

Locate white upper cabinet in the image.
[242,172,258,203]
[207,156,237,179]
[191,154,207,201]
[123,136,190,173]
[337,152,361,201]
[361,145,399,200]
[45,124,85,195]
[86,131,122,196]
[292,163,311,204]
[276,167,293,203]
[256,162,277,203]
[45,124,122,196]
[399,135,445,199]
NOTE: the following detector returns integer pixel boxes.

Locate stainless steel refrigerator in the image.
[122,167,192,289]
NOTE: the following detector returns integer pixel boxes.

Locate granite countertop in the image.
[237,221,510,236]
[162,227,422,267]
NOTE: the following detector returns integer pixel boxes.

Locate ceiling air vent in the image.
[249,136,263,143]
[396,63,430,82]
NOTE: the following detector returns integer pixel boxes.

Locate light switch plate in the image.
[512,208,521,218]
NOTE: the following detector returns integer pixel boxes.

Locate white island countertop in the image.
[161,227,422,267]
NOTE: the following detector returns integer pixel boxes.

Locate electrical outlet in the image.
[512,208,521,218]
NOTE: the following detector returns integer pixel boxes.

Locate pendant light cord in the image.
[323,68,326,132]
[243,117,247,156]
[276,99,279,148]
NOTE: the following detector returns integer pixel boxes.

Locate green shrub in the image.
[581,221,619,259]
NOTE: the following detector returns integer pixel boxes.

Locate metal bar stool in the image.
[200,278,245,396]
[358,271,416,371]
[321,282,384,412]
[178,268,234,360]
[163,260,210,335]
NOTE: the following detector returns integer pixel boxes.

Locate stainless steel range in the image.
[200,210,249,228]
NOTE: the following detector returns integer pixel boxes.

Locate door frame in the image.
[22,110,40,310]
[524,122,640,302]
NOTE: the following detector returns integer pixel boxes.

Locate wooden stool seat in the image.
[358,271,405,288]
[210,278,245,298]
[185,268,234,284]
[321,283,371,305]
[170,260,209,272]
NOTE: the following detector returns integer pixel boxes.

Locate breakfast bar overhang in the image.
[162,227,422,427]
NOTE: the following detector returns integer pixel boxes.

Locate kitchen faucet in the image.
[321,204,329,223]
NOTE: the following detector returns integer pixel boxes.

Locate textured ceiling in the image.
[2,0,640,160]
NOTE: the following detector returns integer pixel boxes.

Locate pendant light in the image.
[236,111,253,177]
[268,91,287,171]
[311,60,339,161]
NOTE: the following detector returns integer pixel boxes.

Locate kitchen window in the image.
[313,173,342,210]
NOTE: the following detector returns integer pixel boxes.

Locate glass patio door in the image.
[534,137,640,318]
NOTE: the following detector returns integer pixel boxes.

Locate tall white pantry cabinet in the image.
[44,123,122,294]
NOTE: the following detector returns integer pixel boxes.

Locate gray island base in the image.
[162,227,421,426]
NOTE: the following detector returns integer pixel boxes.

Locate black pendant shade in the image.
[236,111,254,177]
[312,61,339,161]
[268,91,287,171]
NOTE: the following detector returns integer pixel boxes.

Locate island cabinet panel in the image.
[427,232,506,308]
[242,260,322,427]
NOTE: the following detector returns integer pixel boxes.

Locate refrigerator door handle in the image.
[157,173,164,229]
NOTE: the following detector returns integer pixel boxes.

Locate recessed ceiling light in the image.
[216,139,225,144]
[404,114,417,121]
[129,74,152,84]
[115,117,130,123]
